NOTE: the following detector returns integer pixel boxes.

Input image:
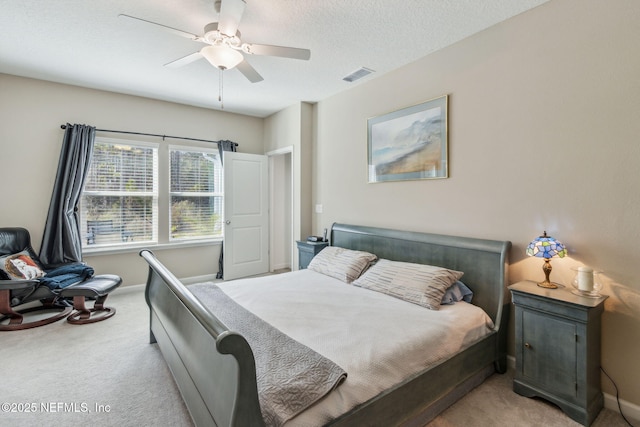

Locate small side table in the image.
[296,240,329,269]
[509,280,607,426]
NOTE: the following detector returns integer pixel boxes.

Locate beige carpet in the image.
[426,367,630,427]
[1,285,193,427]
[0,285,631,427]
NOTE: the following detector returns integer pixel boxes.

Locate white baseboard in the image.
[604,393,640,424]
[112,274,219,295]
[506,356,639,424]
[180,273,219,285]
[507,355,516,370]
[112,283,145,295]
[271,263,291,271]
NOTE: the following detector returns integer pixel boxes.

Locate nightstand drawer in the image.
[512,289,592,322]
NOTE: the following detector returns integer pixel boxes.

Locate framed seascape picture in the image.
[367,95,448,183]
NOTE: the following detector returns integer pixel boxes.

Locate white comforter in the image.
[217,269,494,427]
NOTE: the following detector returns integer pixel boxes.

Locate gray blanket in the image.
[189,283,347,427]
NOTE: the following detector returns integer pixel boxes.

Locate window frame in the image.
[81,137,224,255]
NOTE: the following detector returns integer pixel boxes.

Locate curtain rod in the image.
[59,124,237,146]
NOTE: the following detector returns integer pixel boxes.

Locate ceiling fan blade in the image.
[243,43,311,61]
[164,52,203,68]
[218,0,246,37]
[236,60,264,83]
[118,14,200,40]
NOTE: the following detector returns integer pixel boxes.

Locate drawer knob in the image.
[524,342,532,349]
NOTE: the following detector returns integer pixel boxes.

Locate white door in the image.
[223,152,269,280]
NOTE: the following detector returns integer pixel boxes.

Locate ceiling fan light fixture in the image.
[201,45,243,70]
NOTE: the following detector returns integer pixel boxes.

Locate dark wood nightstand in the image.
[296,240,329,269]
[509,280,607,426]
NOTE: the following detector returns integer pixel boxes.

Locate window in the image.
[81,139,158,248]
[169,147,223,240]
[80,138,223,250]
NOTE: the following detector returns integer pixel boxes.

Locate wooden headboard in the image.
[330,223,511,330]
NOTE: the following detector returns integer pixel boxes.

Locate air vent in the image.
[342,67,375,82]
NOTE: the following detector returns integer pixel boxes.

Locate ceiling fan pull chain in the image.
[218,68,224,109]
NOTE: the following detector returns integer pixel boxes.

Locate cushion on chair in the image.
[0,251,46,280]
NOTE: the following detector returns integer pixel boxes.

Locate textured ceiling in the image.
[0,0,548,117]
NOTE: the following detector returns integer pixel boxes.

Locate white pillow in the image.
[307,246,377,283]
[352,259,464,310]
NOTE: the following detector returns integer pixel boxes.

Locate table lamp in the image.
[526,231,567,289]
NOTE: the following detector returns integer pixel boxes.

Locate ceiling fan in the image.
[119,0,311,83]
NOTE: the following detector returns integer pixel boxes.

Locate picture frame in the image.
[367,95,448,183]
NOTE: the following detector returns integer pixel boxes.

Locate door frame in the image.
[266,146,294,272]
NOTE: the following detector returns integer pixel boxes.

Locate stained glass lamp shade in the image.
[526,231,567,289]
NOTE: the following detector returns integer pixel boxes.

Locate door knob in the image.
[524,342,532,349]
[225,220,231,225]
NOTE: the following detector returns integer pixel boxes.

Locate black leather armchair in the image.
[0,227,122,330]
[0,228,72,330]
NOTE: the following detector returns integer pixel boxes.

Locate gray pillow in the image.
[441,281,474,305]
[353,259,464,310]
[307,246,377,283]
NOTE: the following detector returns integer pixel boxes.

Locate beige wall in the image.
[0,74,263,285]
[313,0,640,408]
[264,102,314,268]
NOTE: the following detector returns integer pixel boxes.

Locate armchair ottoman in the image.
[60,274,122,324]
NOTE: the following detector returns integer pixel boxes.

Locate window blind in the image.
[169,147,223,240]
[81,140,158,247]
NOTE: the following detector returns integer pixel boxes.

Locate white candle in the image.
[577,266,594,291]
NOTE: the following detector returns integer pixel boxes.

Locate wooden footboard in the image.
[140,249,265,427]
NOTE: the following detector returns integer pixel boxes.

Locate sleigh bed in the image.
[140,223,511,426]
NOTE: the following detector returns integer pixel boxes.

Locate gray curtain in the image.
[216,140,238,279]
[39,124,96,266]
[217,139,237,165]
